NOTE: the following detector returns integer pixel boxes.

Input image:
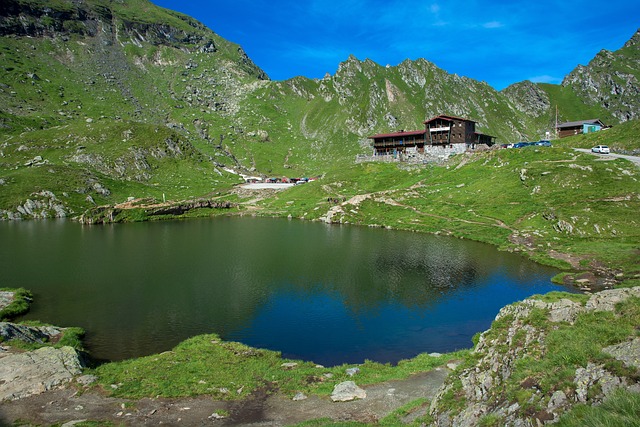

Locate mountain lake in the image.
[0,216,575,365]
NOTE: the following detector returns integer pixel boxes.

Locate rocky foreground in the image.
[428,287,640,426]
[1,287,639,426]
[0,323,86,401]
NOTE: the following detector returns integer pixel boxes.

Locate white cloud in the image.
[528,75,563,84]
[482,21,503,29]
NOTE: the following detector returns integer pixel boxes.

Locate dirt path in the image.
[0,369,448,426]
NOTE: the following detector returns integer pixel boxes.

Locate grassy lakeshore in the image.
[95,333,469,400]
[2,127,639,426]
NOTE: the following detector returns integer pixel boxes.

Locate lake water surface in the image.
[0,217,573,365]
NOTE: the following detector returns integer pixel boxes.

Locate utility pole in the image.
[555,105,559,139]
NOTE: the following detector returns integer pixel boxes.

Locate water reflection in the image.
[0,217,573,365]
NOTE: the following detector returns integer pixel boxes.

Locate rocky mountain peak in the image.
[624,28,640,48]
[502,80,551,118]
[561,28,640,123]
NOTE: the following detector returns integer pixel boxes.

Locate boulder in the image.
[603,337,640,369]
[0,346,84,401]
[345,367,360,376]
[0,292,14,311]
[331,381,366,402]
[586,287,640,312]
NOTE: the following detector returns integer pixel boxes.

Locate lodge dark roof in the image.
[424,114,476,124]
[556,119,605,129]
[368,129,426,139]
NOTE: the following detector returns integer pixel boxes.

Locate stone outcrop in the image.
[0,346,84,401]
[429,287,640,426]
[0,321,85,401]
[79,199,236,224]
[0,322,63,344]
[1,191,68,220]
[0,292,14,312]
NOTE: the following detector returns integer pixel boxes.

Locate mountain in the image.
[0,0,638,220]
[0,0,271,218]
[561,29,640,122]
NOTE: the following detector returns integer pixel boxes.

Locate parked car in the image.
[535,140,552,147]
[513,142,529,148]
[591,145,610,154]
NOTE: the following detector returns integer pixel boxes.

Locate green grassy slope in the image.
[2,1,639,221]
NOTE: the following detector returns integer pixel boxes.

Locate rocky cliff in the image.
[428,288,640,426]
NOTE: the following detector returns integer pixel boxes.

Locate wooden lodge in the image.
[367,129,426,156]
[368,115,496,157]
[556,119,607,138]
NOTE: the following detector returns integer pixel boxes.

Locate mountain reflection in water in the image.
[0,217,574,365]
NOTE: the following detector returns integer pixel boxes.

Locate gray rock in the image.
[429,286,640,426]
[91,181,111,196]
[574,363,624,403]
[547,390,567,412]
[292,392,307,401]
[76,374,98,386]
[603,337,640,369]
[537,298,584,324]
[331,381,366,402]
[0,291,14,311]
[346,367,360,376]
[586,287,640,312]
[554,219,574,234]
[0,322,61,344]
[0,346,84,401]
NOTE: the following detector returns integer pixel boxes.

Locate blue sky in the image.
[151,0,639,90]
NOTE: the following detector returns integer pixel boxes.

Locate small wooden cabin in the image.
[556,119,606,138]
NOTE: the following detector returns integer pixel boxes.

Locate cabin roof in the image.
[556,119,604,129]
[424,114,476,124]
[368,130,425,139]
